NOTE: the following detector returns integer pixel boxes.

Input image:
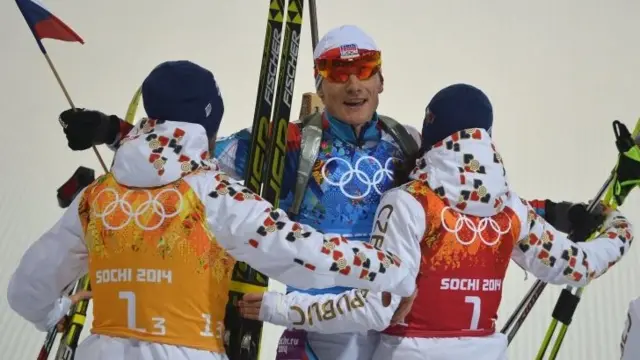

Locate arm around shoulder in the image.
[253,188,425,334]
[189,171,415,297]
[259,289,400,333]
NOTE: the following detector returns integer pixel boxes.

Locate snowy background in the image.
[1,0,639,359]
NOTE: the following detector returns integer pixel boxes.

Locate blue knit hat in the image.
[421,83,493,150]
[141,60,224,140]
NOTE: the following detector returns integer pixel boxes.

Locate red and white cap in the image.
[313,25,379,60]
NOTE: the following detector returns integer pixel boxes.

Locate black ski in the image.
[54,276,91,360]
[261,0,304,205]
[224,0,298,359]
[226,1,305,359]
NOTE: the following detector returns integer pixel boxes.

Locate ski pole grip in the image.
[614,120,634,153]
[551,288,581,325]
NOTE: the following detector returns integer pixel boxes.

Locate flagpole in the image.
[14,0,108,173]
[42,53,108,173]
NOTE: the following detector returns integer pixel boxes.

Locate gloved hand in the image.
[544,200,607,242]
[58,108,121,150]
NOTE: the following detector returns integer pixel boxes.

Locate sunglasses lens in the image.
[315,51,381,83]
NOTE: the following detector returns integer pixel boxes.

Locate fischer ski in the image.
[36,285,75,360]
[53,276,91,360]
[261,0,303,204]
[224,0,304,359]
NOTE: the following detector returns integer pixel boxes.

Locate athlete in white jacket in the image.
[240,84,635,360]
[6,61,414,360]
[620,144,640,360]
[621,297,640,359]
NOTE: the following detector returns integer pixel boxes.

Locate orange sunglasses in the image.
[314,49,381,83]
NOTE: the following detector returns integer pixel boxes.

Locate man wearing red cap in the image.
[8,60,415,360]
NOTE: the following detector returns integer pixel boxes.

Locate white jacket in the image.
[258,128,634,360]
[621,296,640,360]
[6,119,415,360]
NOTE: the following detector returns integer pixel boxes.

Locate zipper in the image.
[352,125,364,147]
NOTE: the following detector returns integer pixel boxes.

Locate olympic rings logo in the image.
[321,156,398,200]
[441,206,512,246]
[92,188,184,231]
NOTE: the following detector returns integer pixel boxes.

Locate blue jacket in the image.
[214,111,420,295]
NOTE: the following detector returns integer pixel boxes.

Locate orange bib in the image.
[79,174,235,352]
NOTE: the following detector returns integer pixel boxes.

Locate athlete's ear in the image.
[378,73,384,94]
[316,86,324,100]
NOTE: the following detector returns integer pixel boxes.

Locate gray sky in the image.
[1,1,639,359]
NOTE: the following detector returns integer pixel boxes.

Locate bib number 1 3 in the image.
[118,291,218,337]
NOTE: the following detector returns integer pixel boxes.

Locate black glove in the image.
[56,166,95,208]
[544,200,607,242]
[58,108,121,150]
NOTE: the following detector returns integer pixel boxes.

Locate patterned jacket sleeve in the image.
[6,190,89,331]
[259,289,401,333]
[194,171,416,297]
[510,196,634,286]
[256,188,425,332]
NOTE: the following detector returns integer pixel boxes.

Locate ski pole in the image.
[535,119,640,360]
[500,278,548,343]
[501,175,613,343]
[308,0,319,49]
[531,178,612,359]
[502,118,640,348]
[308,0,322,91]
[36,282,77,360]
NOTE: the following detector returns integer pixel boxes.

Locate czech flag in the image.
[15,0,84,54]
